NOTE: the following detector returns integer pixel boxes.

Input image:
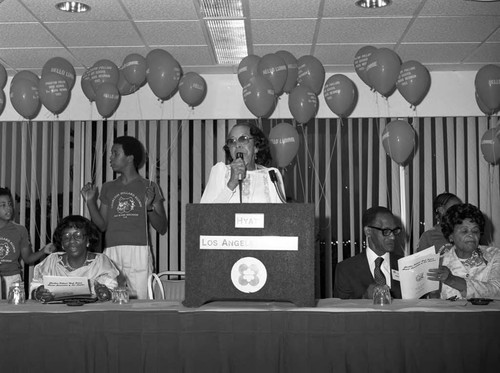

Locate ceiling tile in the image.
[0,0,38,22]
[249,0,321,19]
[465,42,500,64]
[253,45,312,60]
[323,0,423,18]
[121,0,199,20]
[251,19,317,44]
[396,43,479,64]
[315,43,396,67]
[146,45,214,67]
[0,48,80,75]
[68,46,143,70]
[421,0,500,16]
[0,24,59,48]
[136,21,207,46]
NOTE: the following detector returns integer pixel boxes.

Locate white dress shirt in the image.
[366,246,391,287]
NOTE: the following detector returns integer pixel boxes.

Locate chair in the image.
[147,271,185,300]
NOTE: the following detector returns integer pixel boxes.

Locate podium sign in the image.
[183,203,316,307]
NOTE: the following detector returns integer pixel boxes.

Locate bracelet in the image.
[147,205,154,213]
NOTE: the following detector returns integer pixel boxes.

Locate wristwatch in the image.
[147,205,155,213]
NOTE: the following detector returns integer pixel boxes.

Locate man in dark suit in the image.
[333,206,403,299]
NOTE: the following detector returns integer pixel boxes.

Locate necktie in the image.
[374,257,386,286]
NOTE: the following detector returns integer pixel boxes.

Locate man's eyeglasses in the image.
[0,202,13,209]
[62,231,86,242]
[226,135,254,147]
[368,226,402,236]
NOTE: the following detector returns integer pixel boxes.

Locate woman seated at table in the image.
[30,215,120,302]
[428,203,500,299]
[200,122,285,203]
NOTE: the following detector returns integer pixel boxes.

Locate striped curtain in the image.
[1,116,499,298]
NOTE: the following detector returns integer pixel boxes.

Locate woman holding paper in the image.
[428,203,500,299]
[30,215,120,302]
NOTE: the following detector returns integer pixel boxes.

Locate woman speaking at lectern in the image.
[200,122,285,204]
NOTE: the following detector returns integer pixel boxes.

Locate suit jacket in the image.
[333,251,402,299]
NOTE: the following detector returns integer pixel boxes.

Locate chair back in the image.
[148,271,185,300]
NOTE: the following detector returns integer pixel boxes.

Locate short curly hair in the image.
[441,203,485,240]
[114,136,146,170]
[52,215,102,252]
[223,122,273,167]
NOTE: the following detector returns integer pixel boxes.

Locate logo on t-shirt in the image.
[117,195,135,214]
[0,239,13,262]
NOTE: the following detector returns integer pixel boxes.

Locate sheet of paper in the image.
[43,276,91,296]
[398,246,440,299]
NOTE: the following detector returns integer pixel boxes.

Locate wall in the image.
[0,71,489,121]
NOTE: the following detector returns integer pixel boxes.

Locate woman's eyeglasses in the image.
[226,135,254,147]
[368,226,402,236]
[62,231,86,242]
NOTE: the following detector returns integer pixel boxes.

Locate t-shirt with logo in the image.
[0,221,31,276]
[100,177,164,248]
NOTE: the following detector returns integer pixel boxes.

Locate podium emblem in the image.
[231,257,267,293]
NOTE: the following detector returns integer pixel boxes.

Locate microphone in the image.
[236,152,244,203]
[269,169,287,203]
[236,152,244,181]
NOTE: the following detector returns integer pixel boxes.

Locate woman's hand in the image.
[428,266,451,282]
[94,281,112,302]
[228,157,246,190]
[34,286,54,303]
[81,182,98,203]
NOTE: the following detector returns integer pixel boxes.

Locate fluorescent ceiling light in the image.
[56,2,91,13]
[199,0,249,65]
[356,0,392,8]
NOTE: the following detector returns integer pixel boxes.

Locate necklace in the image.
[64,252,89,271]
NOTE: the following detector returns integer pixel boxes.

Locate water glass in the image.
[8,282,26,305]
[112,287,130,304]
[373,284,392,305]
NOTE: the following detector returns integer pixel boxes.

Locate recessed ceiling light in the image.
[56,2,91,13]
[355,0,392,8]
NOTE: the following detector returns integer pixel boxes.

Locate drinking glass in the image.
[373,284,392,305]
[112,287,130,304]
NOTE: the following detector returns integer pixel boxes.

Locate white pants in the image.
[104,245,153,300]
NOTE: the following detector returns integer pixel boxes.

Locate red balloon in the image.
[0,64,7,89]
[288,85,318,124]
[9,78,41,119]
[39,72,70,115]
[276,50,298,94]
[366,48,401,97]
[117,69,139,96]
[146,49,182,101]
[90,59,120,92]
[257,53,287,96]
[95,83,121,119]
[42,57,76,90]
[476,91,498,116]
[11,70,39,87]
[475,64,500,113]
[297,55,325,95]
[242,76,275,118]
[382,120,416,165]
[396,60,431,106]
[237,55,261,88]
[323,74,357,117]
[354,46,377,88]
[268,122,300,168]
[481,127,500,165]
[0,90,5,116]
[81,69,95,102]
[122,53,147,86]
[179,72,207,107]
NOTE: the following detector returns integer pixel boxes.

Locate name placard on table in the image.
[199,235,298,251]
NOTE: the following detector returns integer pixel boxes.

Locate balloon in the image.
[242,76,275,118]
[297,55,325,95]
[481,127,500,165]
[95,83,121,119]
[11,70,39,87]
[237,55,261,88]
[475,64,500,112]
[122,53,147,86]
[288,84,318,124]
[366,48,401,97]
[178,72,207,107]
[0,64,6,89]
[354,46,377,88]
[476,91,497,116]
[268,122,300,168]
[81,68,96,102]
[323,74,357,117]
[382,120,416,165]
[9,78,41,119]
[276,50,298,94]
[396,60,431,107]
[117,69,139,96]
[0,90,5,116]
[146,49,182,101]
[257,53,287,96]
[38,72,70,114]
[42,57,76,90]
[89,59,119,92]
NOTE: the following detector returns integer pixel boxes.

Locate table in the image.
[1,298,499,373]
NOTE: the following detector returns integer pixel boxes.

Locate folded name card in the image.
[43,275,91,296]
